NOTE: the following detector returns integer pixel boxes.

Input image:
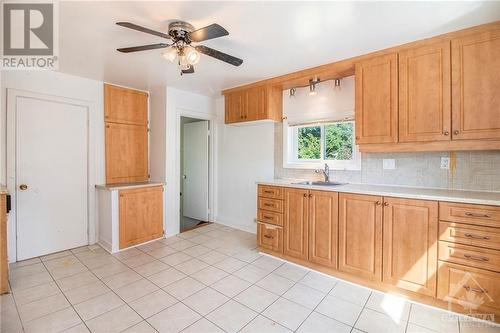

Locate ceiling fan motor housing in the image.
[168,21,195,41]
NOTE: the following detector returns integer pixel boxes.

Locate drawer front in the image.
[258,197,284,213]
[258,210,283,226]
[258,223,283,253]
[440,202,500,228]
[438,241,500,273]
[437,261,500,311]
[439,221,500,251]
[258,185,284,200]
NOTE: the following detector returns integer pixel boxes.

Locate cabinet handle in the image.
[383,202,389,206]
[463,253,489,262]
[454,130,459,135]
[264,190,274,194]
[463,285,487,294]
[303,193,307,197]
[264,203,273,207]
[263,235,274,239]
[309,194,313,198]
[263,215,274,220]
[443,130,449,136]
[464,233,490,240]
[375,201,381,206]
[465,212,490,218]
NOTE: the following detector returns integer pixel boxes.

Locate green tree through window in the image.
[297,125,321,159]
[296,122,354,161]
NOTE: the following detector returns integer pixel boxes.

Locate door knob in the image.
[19,184,28,191]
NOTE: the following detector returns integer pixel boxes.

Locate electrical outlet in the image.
[441,157,450,170]
[383,159,396,170]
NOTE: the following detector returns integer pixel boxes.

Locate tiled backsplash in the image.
[274,122,500,192]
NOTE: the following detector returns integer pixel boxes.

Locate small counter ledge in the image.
[95,181,165,191]
[257,179,500,207]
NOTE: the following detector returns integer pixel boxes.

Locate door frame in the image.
[6,89,95,262]
[176,109,216,229]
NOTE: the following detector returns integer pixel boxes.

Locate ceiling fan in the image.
[116,20,243,75]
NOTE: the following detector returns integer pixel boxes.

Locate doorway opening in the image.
[180,116,211,232]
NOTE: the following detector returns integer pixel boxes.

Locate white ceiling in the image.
[59,1,500,96]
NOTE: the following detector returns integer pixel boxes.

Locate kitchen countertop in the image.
[257,179,500,206]
[95,182,165,191]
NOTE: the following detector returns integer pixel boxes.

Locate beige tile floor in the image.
[1,223,499,333]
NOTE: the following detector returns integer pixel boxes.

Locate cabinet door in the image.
[383,198,438,296]
[224,92,244,123]
[119,186,163,249]
[339,193,383,281]
[451,29,500,140]
[104,84,148,125]
[309,190,338,269]
[284,188,309,260]
[105,123,148,184]
[399,41,451,142]
[245,86,267,121]
[355,53,398,144]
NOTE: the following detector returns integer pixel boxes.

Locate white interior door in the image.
[183,121,209,221]
[16,96,88,260]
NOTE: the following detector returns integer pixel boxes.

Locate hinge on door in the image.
[207,130,211,136]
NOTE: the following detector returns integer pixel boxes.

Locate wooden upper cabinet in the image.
[245,86,267,121]
[382,197,438,296]
[309,190,338,269]
[399,41,451,142]
[119,186,163,249]
[451,28,500,140]
[339,193,383,281]
[105,123,148,184]
[284,188,309,260]
[104,84,148,125]
[355,53,398,144]
[224,85,282,124]
[225,91,244,123]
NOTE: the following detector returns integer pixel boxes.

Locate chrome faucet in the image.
[315,163,330,182]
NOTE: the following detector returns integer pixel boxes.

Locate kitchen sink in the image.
[293,180,347,186]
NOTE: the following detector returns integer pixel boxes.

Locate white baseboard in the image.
[215,218,257,234]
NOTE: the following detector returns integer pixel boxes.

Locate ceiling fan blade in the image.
[117,43,170,53]
[188,23,228,42]
[181,65,195,75]
[196,45,243,66]
[116,22,171,39]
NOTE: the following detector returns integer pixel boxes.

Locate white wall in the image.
[165,87,216,237]
[0,70,105,261]
[215,97,275,233]
[149,85,167,183]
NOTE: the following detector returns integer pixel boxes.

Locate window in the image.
[284,120,360,170]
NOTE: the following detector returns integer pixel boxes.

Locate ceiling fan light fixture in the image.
[185,46,201,65]
[162,47,178,62]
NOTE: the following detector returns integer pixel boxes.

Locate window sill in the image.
[283,161,361,171]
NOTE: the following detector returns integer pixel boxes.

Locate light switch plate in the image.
[383,159,396,170]
[441,157,450,170]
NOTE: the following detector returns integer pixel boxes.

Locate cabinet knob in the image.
[309,194,313,198]
[443,130,449,136]
[454,130,459,135]
[303,193,307,197]
[383,202,389,206]
[375,201,381,206]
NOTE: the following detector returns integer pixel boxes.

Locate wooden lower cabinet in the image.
[383,197,438,296]
[257,223,283,253]
[438,261,500,312]
[119,186,163,249]
[309,190,338,269]
[283,188,309,260]
[339,193,383,281]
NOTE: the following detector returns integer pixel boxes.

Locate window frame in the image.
[283,119,361,170]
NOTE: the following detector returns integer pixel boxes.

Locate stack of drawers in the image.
[437,202,500,312]
[257,185,284,253]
